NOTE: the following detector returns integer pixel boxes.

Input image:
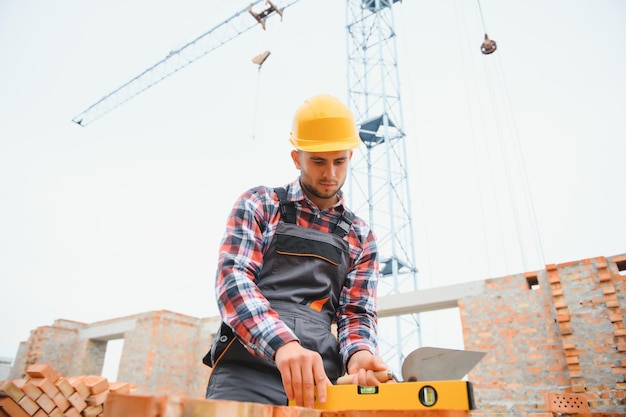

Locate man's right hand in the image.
[274,341,332,408]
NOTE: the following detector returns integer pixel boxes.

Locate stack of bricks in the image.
[0,364,472,417]
[0,364,133,417]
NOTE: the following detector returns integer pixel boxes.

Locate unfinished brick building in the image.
[9,253,626,415]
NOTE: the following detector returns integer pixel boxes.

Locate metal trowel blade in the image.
[401,347,486,382]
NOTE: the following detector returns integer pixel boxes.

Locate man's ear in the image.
[291,149,301,169]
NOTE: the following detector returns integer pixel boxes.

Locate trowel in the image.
[337,346,486,384]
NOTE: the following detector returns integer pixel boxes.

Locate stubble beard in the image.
[301,179,343,202]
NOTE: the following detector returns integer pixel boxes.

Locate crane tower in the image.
[345,0,420,374]
[71,0,420,375]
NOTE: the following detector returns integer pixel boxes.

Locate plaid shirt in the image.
[215,177,379,369]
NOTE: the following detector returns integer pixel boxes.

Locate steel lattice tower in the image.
[345,0,420,375]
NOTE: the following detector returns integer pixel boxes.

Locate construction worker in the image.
[203,94,388,408]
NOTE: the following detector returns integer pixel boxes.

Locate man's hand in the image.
[344,350,391,386]
[275,341,332,408]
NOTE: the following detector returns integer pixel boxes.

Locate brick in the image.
[615,328,626,337]
[26,364,60,382]
[83,404,104,417]
[67,391,87,412]
[48,407,63,417]
[556,314,570,322]
[86,389,109,406]
[559,322,572,335]
[54,377,74,398]
[18,394,40,416]
[103,393,162,417]
[30,378,60,399]
[273,405,322,417]
[32,409,47,417]
[52,391,70,412]
[21,381,43,401]
[182,398,274,417]
[82,376,109,395]
[35,393,56,414]
[109,381,132,395]
[66,377,90,399]
[63,406,81,417]
[0,380,25,402]
[0,396,30,417]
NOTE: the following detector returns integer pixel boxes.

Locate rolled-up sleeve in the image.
[337,224,379,369]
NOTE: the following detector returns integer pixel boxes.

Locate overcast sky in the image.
[1,0,625,371]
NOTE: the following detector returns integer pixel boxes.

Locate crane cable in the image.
[454,2,497,276]
[476,0,497,55]
[468,0,546,272]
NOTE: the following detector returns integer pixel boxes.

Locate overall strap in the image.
[274,187,354,236]
[332,211,354,238]
[274,187,297,224]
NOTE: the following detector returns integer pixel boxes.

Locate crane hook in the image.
[481,34,497,55]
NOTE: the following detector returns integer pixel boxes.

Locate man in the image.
[203,94,388,408]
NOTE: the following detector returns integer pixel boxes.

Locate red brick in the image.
[82,376,109,395]
[0,396,30,417]
[65,377,90,399]
[0,380,25,402]
[26,364,60,382]
[30,378,60,399]
[21,381,43,401]
[52,391,70,412]
[67,392,87,413]
[18,394,40,416]
[35,393,56,414]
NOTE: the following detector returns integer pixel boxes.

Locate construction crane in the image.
[71,0,420,374]
[71,0,296,127]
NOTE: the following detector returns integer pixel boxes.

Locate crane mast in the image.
[346,0,421,374]
[72,0,300,127]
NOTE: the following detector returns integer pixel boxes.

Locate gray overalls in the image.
[204,187,354,405]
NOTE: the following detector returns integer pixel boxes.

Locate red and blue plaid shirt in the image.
[215,177,379,369]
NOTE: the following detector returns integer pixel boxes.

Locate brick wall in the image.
[461,253,626,414]
[9,253,626,414]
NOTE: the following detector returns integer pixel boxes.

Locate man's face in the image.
[291,149,353,210]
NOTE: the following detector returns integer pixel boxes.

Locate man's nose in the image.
[325,165,337,178]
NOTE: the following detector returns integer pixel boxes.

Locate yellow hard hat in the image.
[289,94,362,152]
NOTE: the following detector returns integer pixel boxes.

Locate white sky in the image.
[1,0,625,365]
